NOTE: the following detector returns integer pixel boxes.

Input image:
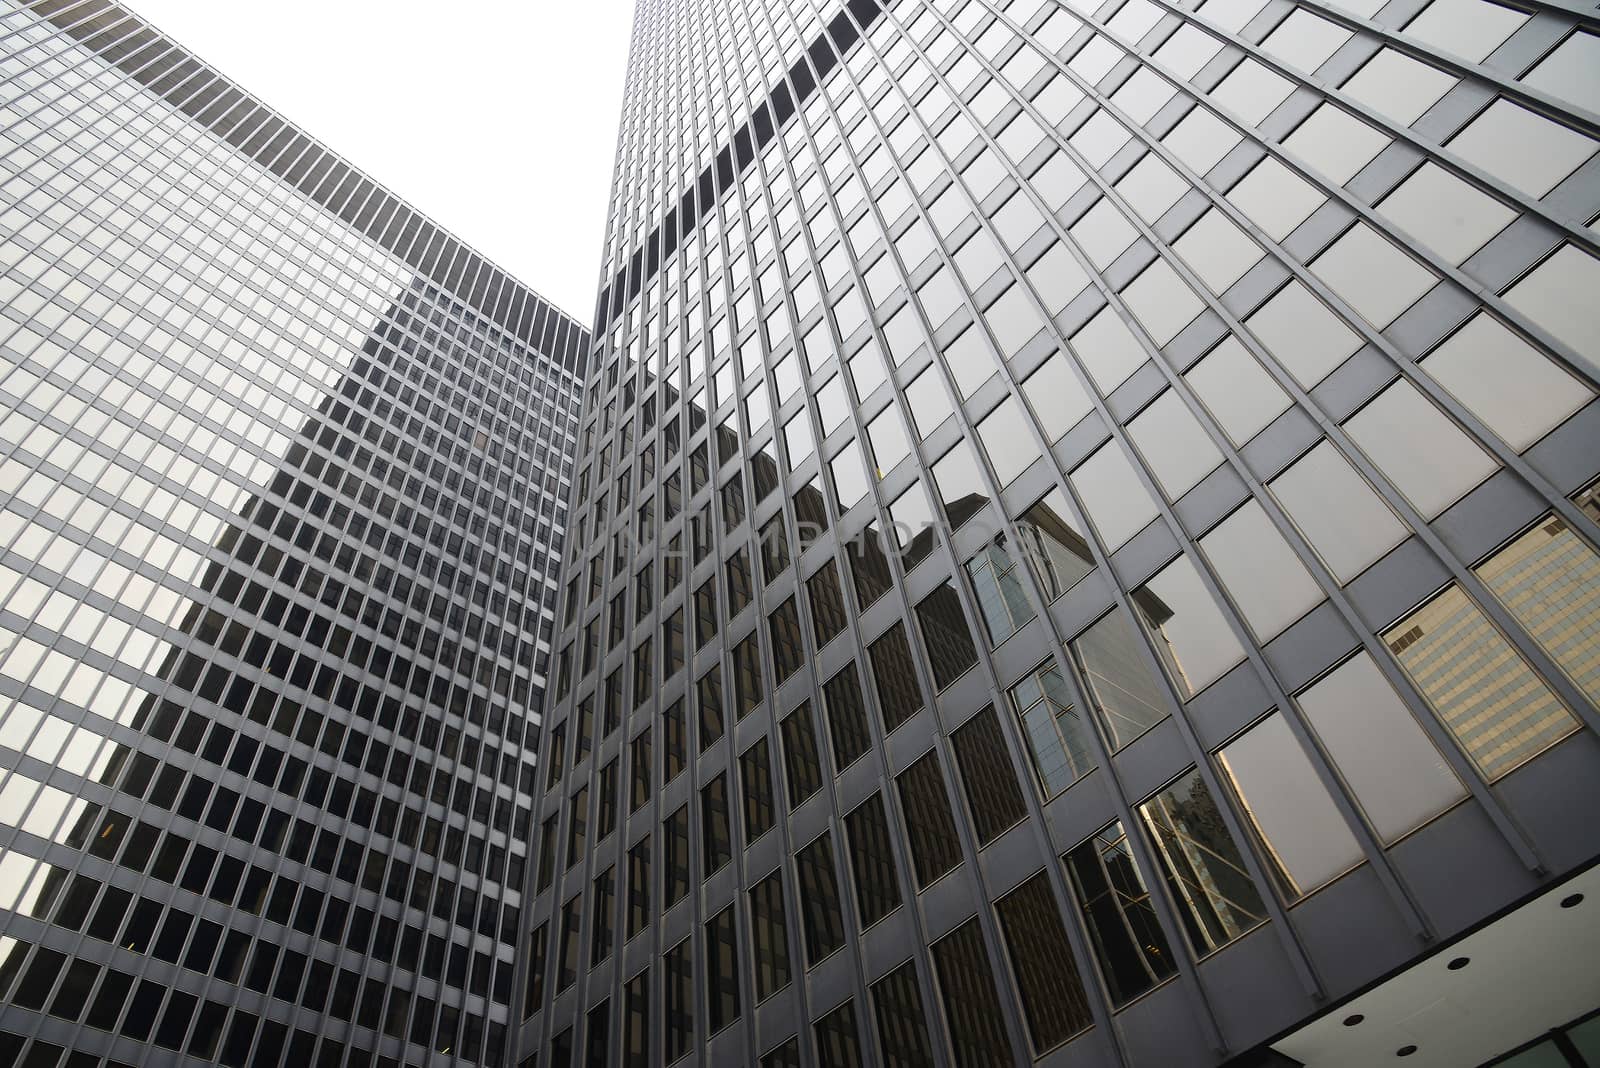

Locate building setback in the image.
[0,2,587,1067]
[518,0,1600,1065]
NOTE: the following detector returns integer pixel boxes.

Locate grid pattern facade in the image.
[523,0,1600,1065]
[0,2,586,1067]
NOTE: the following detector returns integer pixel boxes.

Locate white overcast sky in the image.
[131,0,635,320]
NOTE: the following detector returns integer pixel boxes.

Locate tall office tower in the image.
[0,2,587,1067]
[520,0,1600,1064]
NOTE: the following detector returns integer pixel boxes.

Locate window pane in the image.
[705,906,740,1034]
[1269,440,1409,583]
[976,396,1041,486]
[1475,515,1600,708]
[1016,489,1096,598]
[796,833,846,965]
[994,872,1095,1053]
[1297,653,1466,843]
[1131,555,1246,698]
[871,961,935,1067]
[1418,313,1591,453]
[1009,663,1096,797]
[1137,769,1269,955]
[1343,378,1499,519]
[896,751,963,889]
[1217,713,1365,897]
[807,562,849,647]
[740,739,775,842]
[664,939,693,1061]
[1065,822,1177,1006]
[664,806,689,908]
[1070,443,1160,552]
[915,582,981,690]
[780,703,824,808]
[844,794,902,928]
[750,871,791,1002]
[868,623,924,734]
[823,665,872,773]
[932,919,1018,1065]
[701,774,732,876]
[965,538,1036,647]
[1071,609,1170,749]
[933,440,991,531]
[815,1001,863,1067]
[1200,501,1325,641]
[950,707,1029,846]
[1126,389,1224,501]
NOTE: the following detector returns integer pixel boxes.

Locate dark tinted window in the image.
[868,623,924,733]
[870,960,935,1068]
[844,793,902,928]
[823,664,871,773]
[950,707,1028,846]
[780,703,824,807]
[994,873,1094,1053]
[915,582,979,690]
[796,833,846,965]
[933,918,1017,1066]
[739,738,775,841]
[749,870,791,1001]
[896,752,963,888]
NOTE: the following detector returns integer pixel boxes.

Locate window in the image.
[807,562,849,647]
[1131,555,1246,698]
[915,582,980,690]
[749,871,791,1001]
[663,806,689,908]
[844,794,902,928]
[1476,515,1600,707]
[1418,313,1591,453]
[1199,501,1325,642]
[1070,443,1160,552]
[780,703,824,808]
[933,919,1018,1064]
[565,786,588,869]
[815,1000,864,1067]
[1343,378,1499,519]
[1126,390,1224,502]
[695,579,719,649]
[1270,441,1410,584]
[591,868,616,964]
[697,667,725,752]
[597,760,619,840]
[1310,222,1436,330]
[701,774,733,877]
[1070,609,1170,749]
[896,751,963,889]
[932,441,990,531]
[848,524,895,608]
[768,598,805,684]
[733,633,763,718]
[1447,98,1596,201]
[630,730,651,814]
[664,939,692,1062]
[823,665,872,773]
[557,897,581,990]
[976,397,1042,487]
[868,623,923,734]
[627,840,650,939]
[1387,583,1580,781]
[1246,280,1361,389]
[1009,663,1096,798]
[1065,822,1176,1006]
[994,873,1094,1053]
[796,833,846,965]
[1502,244,1600,364]
[1520,29,1600,114]
[705,906,741,1034]
[1019,350,1093,442]
[1218,713,1365,897]
[1137,770,1268,955]
[1341,47,1456,127]
[870,961,935,1067]
[1071,305,1147,396]
[1283,103,1389,185]
[760,515,791,583]
[950,707,1028,846]
[739,739,775,842]
[1376,162,1516,266]
[1296,653,1465,843]
[965,539,1036,647]
[663,700,686,782]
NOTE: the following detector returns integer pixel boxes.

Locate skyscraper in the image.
[520,0,1600,1065]
[0,2,586,1066]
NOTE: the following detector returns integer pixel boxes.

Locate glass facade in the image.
[0,3,585,1067]
[525,0,1600,1064]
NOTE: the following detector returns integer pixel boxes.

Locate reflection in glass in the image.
[994,873,1095,1054]
[1070,609,1169,749]
[1008,663,1096,798]
[1383,583,1578,780]
[1474,515,1600,708]
[1065,822,1177,1006]
[1130,555,1246,698]
[933,441,991,532]
[965,538,1036,647]
[1137,770,1268,956]
[1217,713,1364,897]
[1016,489,1096,598]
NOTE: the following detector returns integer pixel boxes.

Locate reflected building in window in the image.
[526,0,1600,1064]
[0,3,585,1066]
